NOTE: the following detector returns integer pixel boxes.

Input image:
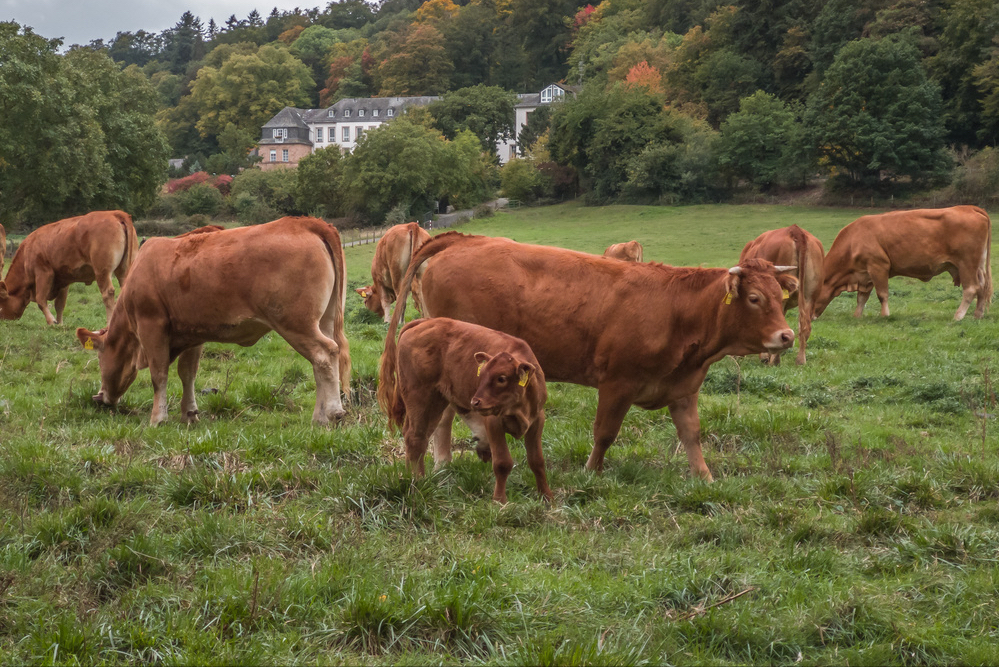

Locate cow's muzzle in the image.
[470,397,500,416]
[765,328,795,353]
[91,389,116,406]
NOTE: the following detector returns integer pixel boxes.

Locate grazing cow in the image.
[356,222,431,322]
[0,210,138,325]
[0,223,6,276]
[740,224,825,365]
[389,233,797,481]
[76,216,351,426]
[603,240,644,262]
[378,317,551,503]
[815,206,992,320]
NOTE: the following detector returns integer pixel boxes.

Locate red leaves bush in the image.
[165,172,234,196]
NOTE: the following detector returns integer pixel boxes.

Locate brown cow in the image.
[815,206,992,320]
[76,217,351,426]
[0,223,6,276]
[740,224,825,365]
[0,210,138,325]
[604,240,644,262]
[378,317,551,503]
[356,222,431,322]
[388,233,797,482]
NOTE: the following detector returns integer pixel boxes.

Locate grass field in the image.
[2,202,999,665]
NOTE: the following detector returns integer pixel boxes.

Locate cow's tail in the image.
[408,223,425,313]
[376,319,405,431]
[979,207,993,309]
[314,219,352,395]
[117,211,139,281]
[379,232,481,419]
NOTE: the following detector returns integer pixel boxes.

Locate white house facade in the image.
[496,84,577,164]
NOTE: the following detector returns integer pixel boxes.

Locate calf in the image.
[378,317,551,503]
[0,210,137,325]
[76,216,351,426]
[356,222,431,322]
[604,240,644,262]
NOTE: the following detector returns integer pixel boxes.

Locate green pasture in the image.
[1,203,998,665]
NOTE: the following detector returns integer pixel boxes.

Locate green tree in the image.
[342,118,453,222]
[204,123,261,175]
[693,48,766,127]
[428,85,516,158]
[517,105,551,157]
[973,37,999,145]
[162,11,207,74]
[805,35,950,188]
[443,0,497,89]
[376,24,454,95]
[500,158,545,203]
[189,44,314,140]
[0,23,168,226]
[295,146,347,217]
[717,91,814,189]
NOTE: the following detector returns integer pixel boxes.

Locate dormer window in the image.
[272,128,286,139]
[373,109,379,117]
[540,85,564,104]
[387,108,394,117]
[344,109,351,118]
[359,109,365,117]
[328,109,334,118]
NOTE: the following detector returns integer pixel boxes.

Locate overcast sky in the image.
[3,0,329,47]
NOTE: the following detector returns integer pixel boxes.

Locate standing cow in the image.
[356,222,431,322]
[379,317,552,503]
[740,224,825,365]
[815,206,992,320]
[604,240,644,262]
[0,210,138,325]
[76,217,351,426]
[388,233,797,482]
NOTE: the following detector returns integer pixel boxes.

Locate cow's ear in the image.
[724,267,741,299]
[517,362,535,387]
[76,327,106,352]
[473,351,492,365]
[355,287,369,298]
[776,273,799,296]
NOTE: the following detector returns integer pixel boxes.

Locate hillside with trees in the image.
[3,0,999,226]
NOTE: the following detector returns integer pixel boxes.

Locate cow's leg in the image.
[431,405,456,467]
[523,412,553,502]
[53,286,69,325]
[404,395,448,477]
[854,288,872,317]
[141,332,172,426]
[456,410,492,463]
[484,417,514,504]
[871,273,891,317]
[177,345,203,424]
[584,385,634,472]
[954,266,979,320]
[796,303,814,366]
[33,271,56,325]
[95,272,116,323]
[668,393,713,482]
[282,328,344,425]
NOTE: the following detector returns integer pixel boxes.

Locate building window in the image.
[272,128,286,139]
[359,109,365,117]
[387,108,394,117]
[344,109,351,118]
[328,110,334,118]
[356,126,365,139]
[343,126,351,142]
[316,127,324,142]
[373,109,379,117]
[282,149,289,162]
[270,150,277,162]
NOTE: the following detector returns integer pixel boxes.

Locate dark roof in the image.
[262,106,310,130]
[513,84,579,109]
[316,96,440,120]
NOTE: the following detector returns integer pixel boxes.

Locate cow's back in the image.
[741,225,824,304]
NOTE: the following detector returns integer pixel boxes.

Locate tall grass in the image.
[0,202,997,664]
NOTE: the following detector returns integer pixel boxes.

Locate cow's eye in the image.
[748,293,761,304]
[496,376,508,386]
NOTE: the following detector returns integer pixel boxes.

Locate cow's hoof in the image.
[474,440,492,462]
[314,410,346,426]
[183,410,200,424]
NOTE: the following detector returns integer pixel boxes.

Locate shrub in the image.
[945,147,999,205]
[230,168,300,216]
[500,158,544,204]
[232,192,281,225]
[165,171,213,194]
[177,182,224,216]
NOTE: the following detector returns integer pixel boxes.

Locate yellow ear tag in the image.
[84,338,94,350]
[477,362,485,377]
[782,289,790,300]
[723,293,733,305]
[518,371,529,387]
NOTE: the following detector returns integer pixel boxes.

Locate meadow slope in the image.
[0,203,998,665]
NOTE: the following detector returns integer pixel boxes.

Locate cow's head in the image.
[721,259,797,356]
[355,285,383,318]
[0,280,30,320]
[471,351,536,418]
[76,326,142,407]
